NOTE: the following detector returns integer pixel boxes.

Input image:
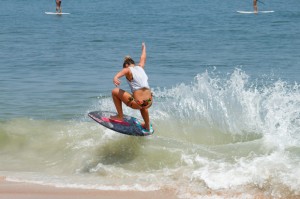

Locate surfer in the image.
[111,43,153,131]
[56,0,62,13]
[253,0,258,13]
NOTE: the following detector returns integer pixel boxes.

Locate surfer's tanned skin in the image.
[253,0,258,13]
[56,0,62,13]
[110,43,152,131]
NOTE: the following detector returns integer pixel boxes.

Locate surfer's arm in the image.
[138,42,146,68]
[113,68,130,86]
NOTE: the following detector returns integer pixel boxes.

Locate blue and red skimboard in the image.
[88,111,154,136]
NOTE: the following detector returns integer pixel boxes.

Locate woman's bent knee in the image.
[112,87,120,95]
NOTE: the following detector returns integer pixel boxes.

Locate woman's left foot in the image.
[141,122,150,131]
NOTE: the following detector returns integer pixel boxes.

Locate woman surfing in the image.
[110,43,153,132]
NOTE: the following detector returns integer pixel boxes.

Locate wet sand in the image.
[0,176,178,199]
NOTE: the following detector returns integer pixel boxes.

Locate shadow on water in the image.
[95,136,144,165]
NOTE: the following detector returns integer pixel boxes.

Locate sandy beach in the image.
[0,177,178,199]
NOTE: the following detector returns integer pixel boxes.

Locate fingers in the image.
[113,78,120,87]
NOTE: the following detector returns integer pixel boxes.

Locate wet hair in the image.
[123,56,135,68]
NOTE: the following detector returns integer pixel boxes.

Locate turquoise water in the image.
[1,0,300,198]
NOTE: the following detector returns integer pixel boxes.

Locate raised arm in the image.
[138,43,146,68]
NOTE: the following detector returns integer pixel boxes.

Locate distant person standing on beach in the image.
[253,0,258,13]
[56,0,62,13]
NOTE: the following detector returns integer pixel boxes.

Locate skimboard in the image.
[45,12,70,15]
[237,11,274,14]
[88,111,154,136]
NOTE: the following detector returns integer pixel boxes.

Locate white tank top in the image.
[127,66,150,93]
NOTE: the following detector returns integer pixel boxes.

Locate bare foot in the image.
[141,122,150,131]
[110,115,123,121]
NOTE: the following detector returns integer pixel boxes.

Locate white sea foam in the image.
[1,69,299,198]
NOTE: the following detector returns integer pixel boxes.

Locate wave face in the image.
[1,69,300,198]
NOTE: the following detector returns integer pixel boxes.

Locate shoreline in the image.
[0,176,178,199]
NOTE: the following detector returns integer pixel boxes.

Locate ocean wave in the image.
[1,69,300,198]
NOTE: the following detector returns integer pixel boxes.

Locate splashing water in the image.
[1,69,300,198]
